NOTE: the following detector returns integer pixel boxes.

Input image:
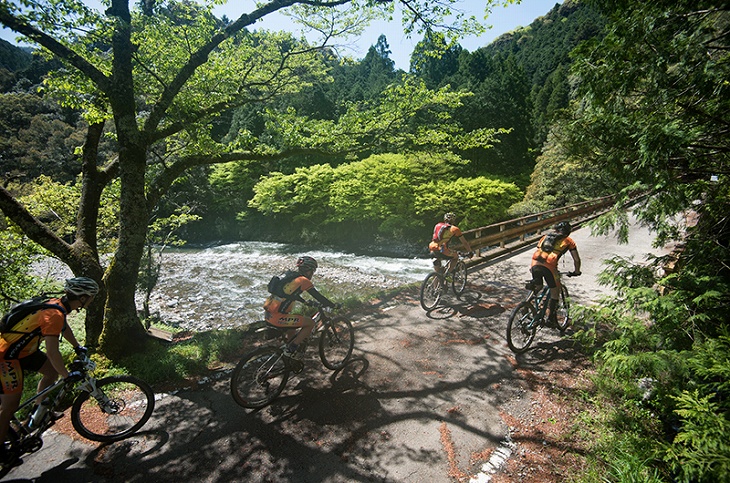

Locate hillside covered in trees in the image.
[1,0,606,251]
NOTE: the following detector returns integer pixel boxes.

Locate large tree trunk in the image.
[98,142,150,357]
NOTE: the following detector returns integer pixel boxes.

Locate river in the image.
[142,241,432,332]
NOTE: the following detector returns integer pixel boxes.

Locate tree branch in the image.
[0,186,74,261]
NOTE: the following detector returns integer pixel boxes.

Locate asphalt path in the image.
[2,215,668,483]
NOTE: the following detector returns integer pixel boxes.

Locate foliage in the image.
[0,91,87,182]
[0,229,50,312]
[15,175,120,254]
[510,120,623,216]
[559,3,730,478]
[249,152,521,243]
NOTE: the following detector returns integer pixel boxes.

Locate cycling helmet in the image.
[444,212,457,223]
[555,221,572,235]
[64,277,100,297]
[296,256,318,273]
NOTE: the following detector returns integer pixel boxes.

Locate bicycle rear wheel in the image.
[319,316,355,370]
[506,302,538,353]
[556,284,571,333]
[231,346,290,409]
[71,375,155,443]
[420,272,444,310]
[452,261,468,296]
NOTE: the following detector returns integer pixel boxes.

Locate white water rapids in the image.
[142,241,433,331]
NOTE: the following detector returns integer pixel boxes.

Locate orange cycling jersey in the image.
[429,222,463,254]
[0,298,67,361]
[264,275,314,315]
[531,234,577,272]
[0,298,67,394]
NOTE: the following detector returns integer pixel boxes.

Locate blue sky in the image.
[2,0,562,70]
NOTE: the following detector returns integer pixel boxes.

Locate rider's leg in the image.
[433,258,444,274]
[0,359,23,446]
[548,287,560,324]
[0,392,22,445]
[286,317,315,353]
[35,359,60,402]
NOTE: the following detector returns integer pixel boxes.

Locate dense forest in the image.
[1,0,607,250]
[1,0,728,481]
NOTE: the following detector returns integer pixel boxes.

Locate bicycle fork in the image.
[77,378,118,414]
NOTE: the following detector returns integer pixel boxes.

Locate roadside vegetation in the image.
[1,0,728,481]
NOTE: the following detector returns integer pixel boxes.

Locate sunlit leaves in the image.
[249,152,521,237]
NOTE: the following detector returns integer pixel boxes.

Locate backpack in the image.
[432,222,452,242]
[266,270,300,298]
[538,233,565,254]
[0,296,66,334]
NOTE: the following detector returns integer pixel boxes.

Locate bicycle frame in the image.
[8,357,109,444]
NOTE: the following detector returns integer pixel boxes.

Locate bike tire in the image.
[420,272,444,310]
[231,346,290,409]
[452,261,468,296]
[319,316,355,370]
[507,302,538,353]
[556,284,571,333]
[71,375,155,443]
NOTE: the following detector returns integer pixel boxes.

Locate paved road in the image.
[2,216,667,483]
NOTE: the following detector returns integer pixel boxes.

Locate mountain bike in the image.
[506,272,578,353]
[230,305,354,409]
[420,251,473,311]
[0,352,155,475]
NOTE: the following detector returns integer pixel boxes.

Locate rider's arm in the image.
[569,248,582,274]
[61,323,82,350]
[307,287,336,307]
[458,235,473,253]
[43,335,70,379]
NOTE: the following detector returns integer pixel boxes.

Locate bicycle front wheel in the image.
[71,375,155,443]
[420,272,444,310]
[556,284,571,333]
[231,346,290,409]
[319,316,355,370]
[506,302,538,353]
[452,261,468,296]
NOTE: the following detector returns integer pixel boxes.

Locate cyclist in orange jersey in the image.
[264,256,338,358]
[0,277,96,464]
[530,221,581,326]
[429,212,474,274]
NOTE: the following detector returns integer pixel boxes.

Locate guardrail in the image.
[456,195,616,268]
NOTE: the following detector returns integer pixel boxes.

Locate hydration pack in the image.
[538,233,565,254]
[266,270,300,298]
[1,296,66,334]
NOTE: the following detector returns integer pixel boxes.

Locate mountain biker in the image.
[0,277,97,464]
[263,256,338,358]
[429,212,474,274]
[530,221,581,327]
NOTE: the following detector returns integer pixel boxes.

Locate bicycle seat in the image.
[524,280,543,291]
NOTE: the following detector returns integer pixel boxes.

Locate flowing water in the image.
[146,241,433,332]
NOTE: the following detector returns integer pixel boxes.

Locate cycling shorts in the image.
[0,351,47,395]
[264,312,313,328]
[531,265,558,289]
[429,242,456,260]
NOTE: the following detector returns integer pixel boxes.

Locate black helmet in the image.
[296,256,318,273]
[555,221,572,235]
[444,212,457,223]
[64,277,99,297]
